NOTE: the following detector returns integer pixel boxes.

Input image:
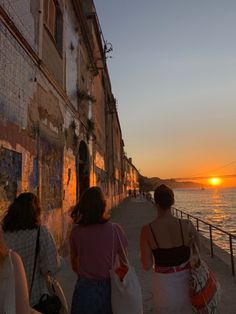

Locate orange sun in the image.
[209,177,221,186]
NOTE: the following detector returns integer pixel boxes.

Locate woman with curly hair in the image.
[2,192,61,308]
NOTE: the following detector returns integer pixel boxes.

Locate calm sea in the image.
[152,188,236,251]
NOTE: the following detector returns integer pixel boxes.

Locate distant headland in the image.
[139,175,204,191]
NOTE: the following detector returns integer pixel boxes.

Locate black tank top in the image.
[149,219,190,267]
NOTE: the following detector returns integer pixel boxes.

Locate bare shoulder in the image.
[10,251,24,270]
[11,250,21,263]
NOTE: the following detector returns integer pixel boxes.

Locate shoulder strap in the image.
[178,219,184,245]
[29,227,40,296]
[112,223,129,266]
[149,224,159,248]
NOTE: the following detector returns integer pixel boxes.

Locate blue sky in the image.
[94,0,236,181]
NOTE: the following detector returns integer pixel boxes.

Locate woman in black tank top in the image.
[140,184,200,314]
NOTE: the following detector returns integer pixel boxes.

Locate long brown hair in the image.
[2,192,41,232]
[73,186,107,226]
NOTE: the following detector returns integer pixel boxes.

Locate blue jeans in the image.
[71,277,112,314]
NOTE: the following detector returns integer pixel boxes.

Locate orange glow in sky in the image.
[208,177,221,186]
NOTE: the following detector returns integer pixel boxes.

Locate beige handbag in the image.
[46,273,69,314]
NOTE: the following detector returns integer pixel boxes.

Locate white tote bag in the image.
[110,224,143,314]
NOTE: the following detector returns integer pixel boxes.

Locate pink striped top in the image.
[70,222,128,279]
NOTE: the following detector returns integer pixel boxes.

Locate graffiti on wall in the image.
[94,165,108,195]
[29,157,39,195]
[41,140,62,211]
[0,147,22,213]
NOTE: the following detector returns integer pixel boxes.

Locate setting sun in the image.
[209,177,221,186]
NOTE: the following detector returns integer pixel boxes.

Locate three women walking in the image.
[1,185,218,314]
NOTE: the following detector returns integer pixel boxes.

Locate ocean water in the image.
[174,188,236,251]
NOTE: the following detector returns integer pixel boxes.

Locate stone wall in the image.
[0,0,136,248]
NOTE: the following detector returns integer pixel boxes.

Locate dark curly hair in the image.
[154,184,174,209]
[72,186,107,226]
[2,192,41,232]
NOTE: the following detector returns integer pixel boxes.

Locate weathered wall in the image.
[42,29,64,87]
[64,1,79,109]
[0,0,136,249]
[1,0,39,52]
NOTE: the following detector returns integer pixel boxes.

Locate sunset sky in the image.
[94,0,236,186]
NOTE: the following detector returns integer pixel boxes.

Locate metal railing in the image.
[173,207,236,276]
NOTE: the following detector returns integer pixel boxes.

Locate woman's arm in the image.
[188,220,201,250]
[11,251,31,314]
[140,225,153,271]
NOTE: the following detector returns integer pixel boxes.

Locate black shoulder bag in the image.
[30,227,61,314]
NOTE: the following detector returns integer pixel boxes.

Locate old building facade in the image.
[0,0,139,245]
[123,156,140,195]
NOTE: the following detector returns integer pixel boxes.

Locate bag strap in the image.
[30,227,40,296]
[149,224,159,248]
[178,219,185,245]
[112,224,130,267]
[190,239,201,268]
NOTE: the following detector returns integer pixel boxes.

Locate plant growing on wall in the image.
[86,118,95,141]
[70,120,76,130]
[64,120,79,151]
[76,87,96,103]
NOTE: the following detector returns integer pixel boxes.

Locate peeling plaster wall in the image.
[0,0,130,247]
[0,14,68,244]
[0,118,36,215]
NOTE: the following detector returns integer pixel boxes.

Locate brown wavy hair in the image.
[154,184,174,209]
[73,186,107,226]
[2,192,41,232]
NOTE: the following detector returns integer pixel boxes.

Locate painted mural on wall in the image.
[0,147,22,213]
[29,157,39,195]
[41,140,63,211]
[94,165,108,195]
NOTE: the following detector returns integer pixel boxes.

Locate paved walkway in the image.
[57,197,236,313]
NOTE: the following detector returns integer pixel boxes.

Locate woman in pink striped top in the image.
[70,186,128,314]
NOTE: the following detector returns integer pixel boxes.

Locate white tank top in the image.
[0,251,16,314]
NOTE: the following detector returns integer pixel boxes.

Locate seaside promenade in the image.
[57,197,236,313]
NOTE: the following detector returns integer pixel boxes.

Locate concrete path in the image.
[57,197,236,313]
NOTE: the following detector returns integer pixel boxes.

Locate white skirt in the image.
[151,267,193,314]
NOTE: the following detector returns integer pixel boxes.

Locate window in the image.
[44,0,63,53]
